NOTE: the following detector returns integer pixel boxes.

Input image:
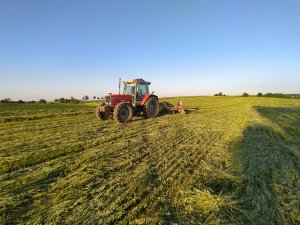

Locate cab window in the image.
[124,85,135,95]
[137,84,148,99]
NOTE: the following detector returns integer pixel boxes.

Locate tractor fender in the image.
[140,94,158,106]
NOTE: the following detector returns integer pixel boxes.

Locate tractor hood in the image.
[105,94,133,107]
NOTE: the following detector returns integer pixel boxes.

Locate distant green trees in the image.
[255,93,294,99]
[264,93,290,98]
[54,97,81,103]
[0,98,36,104]
[70,97,81,103]
[214,92,226,96]
[0,98,12,103]
[53,95,102,103]
[0,98,90,104]
[82,95,89,101]
[54,98,66,103]
[241,93,298,98]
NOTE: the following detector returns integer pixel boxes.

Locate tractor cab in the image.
[123,79,151,104]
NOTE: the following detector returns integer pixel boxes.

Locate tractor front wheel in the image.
[113,102,133,123]
[143,97,160,118]
[96,105,109,120]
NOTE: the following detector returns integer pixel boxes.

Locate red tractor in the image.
[96,78,160,123]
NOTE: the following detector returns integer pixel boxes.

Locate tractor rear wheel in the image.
[143,97,160,118]
[113,102,133,123]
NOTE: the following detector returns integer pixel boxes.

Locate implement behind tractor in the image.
[160,101,198,115]
[96,78,198,123]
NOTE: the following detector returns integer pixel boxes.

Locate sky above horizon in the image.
[1,0,300,100]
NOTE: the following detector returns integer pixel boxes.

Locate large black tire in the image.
[113,102,133,123]
[143,97,160,118]
[96,105,108,120]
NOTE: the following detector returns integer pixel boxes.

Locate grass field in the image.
[1,96,300,224]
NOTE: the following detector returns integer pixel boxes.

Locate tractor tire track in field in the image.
[60,117,232,224]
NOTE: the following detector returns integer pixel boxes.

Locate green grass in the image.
[0,97,300,224]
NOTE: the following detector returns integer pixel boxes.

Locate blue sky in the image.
[1,0,300,100]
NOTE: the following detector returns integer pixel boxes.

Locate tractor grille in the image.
[105,95,111,104]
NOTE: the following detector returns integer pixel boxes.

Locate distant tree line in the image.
[214,92,226,96]
[54,97,81,103]
[0,98,47,104]
[212,92,299,98]
[1,95,105,104]
[82,96,104,101]
[82,95,89,101]
[256,93,299,98]
[0,98,24,103]
[54,96,103,103]
[241,92,299,98]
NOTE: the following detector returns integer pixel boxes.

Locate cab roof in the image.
[124,78,151,85]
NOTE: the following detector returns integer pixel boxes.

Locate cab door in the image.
[137,84,149,101]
